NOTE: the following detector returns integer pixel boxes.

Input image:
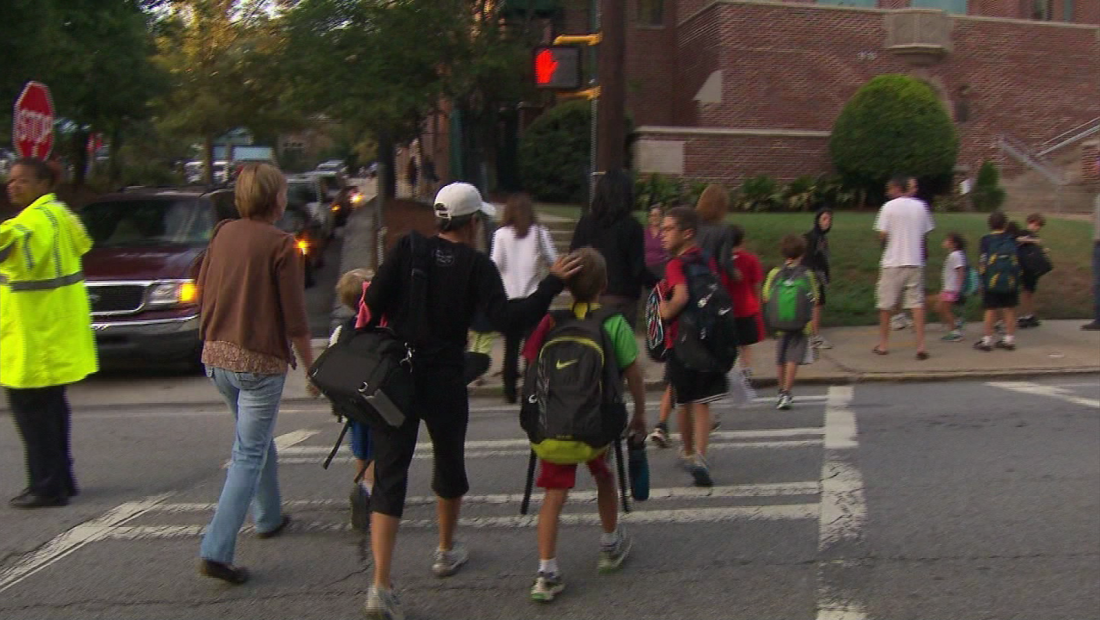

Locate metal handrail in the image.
[1037,117,1100,157]
[997,134,1066,186]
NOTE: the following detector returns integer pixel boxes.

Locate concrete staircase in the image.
[999,128,1099,214]
[541,215,576,309]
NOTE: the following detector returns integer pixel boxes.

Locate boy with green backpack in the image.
[520,247,646,603]
[763,235,820,410]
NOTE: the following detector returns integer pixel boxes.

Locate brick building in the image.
[557,0,1099,210]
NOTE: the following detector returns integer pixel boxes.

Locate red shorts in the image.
[536,453,612,489]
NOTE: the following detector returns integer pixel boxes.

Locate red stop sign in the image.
[13,81,55,159]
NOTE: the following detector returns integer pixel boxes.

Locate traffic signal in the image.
[533,45,582,90]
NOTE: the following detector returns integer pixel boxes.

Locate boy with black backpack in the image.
[975,211,1022,351]
[762,235,820,410]
[658,207,737,487]
[520,247,646,603]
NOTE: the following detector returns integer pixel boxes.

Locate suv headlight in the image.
[147,280,199,308]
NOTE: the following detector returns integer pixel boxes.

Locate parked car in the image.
[315,159,346,175]
[275,199,323,288]
[79,186,238,367]
[287,175,335,239]
[308,171,355,226]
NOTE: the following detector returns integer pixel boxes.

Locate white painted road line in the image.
[280,427,825,456]
[0,494,171,594]
[101,504,821,540]
[465,395,829,414]
[149,481,822,513]
[1,427,322,594]
[987,381,1100,409]
[278,439,824,464]
[815,386,868,620]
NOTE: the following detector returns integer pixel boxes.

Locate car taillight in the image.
[297,238,310,255]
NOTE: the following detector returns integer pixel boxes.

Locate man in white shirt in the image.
[873,174,935,358]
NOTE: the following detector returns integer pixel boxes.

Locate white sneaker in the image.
[364,585,404,620]
[891,314,913,330]
[530,571,565,602]
[431,541,469,577]
[597,527,632,573]
[811,335,833,349]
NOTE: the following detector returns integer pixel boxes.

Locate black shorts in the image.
[983,290,1019,309]
[1021,272,1041,293]
[668,353,728,406]
[370,364,470,518]
[734,315,762,346]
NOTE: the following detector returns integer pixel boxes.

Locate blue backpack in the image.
[982,234,1020,294]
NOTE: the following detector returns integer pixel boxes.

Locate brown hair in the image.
[987,211,1007,230]
[695,184,729,224]
[235,162,286,220]
[1026,212,1046,227]
[666,206,699,234]
[336,268,373,310]
[780,234,807,260]
[565,247,608,303]
[502,192,537,238]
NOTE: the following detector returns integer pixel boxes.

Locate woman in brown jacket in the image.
[195,163,314,584]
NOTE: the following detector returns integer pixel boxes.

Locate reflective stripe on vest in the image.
[0,270,85,291]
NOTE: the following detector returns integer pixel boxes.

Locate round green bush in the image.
[830,74,958,196]
[519,100,591,203]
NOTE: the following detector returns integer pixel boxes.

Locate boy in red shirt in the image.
[658,207,729,487]
[728,225,765,372]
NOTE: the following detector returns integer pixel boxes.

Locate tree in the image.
[970,160,1006,212]
[519,100,592,203]
[1,0,165,185]
[155,0,298,183]
[830,74,959,199]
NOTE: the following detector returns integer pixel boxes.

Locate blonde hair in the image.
[566,247,608,303]
[235,162,286,220]
[695,184,729,224]
[336,268,373,309]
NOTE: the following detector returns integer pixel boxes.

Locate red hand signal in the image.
[535,48,559,85]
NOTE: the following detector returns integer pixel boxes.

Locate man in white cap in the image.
[359,182,579,620]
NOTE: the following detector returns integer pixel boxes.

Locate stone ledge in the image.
[636,126,830,139]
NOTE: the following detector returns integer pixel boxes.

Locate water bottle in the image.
[627,432,650,501]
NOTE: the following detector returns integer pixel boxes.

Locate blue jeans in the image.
[200,367,286,564]
[1092,241,1100,323]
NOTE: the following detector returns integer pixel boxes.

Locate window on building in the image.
[638,0,663,25]
[909,0,968,13]
[1031,0,1054,20]
[815,0,877,7]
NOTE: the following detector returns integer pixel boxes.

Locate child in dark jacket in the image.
[803,208,832,349]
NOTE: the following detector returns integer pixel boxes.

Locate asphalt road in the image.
[0,377,1096,619]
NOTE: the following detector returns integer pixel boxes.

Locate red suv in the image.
[79,187,239,366]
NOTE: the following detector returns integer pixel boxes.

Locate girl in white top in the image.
[928,232,968,342]
[491,193,558,402]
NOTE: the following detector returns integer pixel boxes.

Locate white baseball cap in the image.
[433,182,497,221]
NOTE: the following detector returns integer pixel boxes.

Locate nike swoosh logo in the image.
[556,360,578,370]
[718,308,731,316]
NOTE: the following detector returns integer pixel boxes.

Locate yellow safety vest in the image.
[0,193,98,388]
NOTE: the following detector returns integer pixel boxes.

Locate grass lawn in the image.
[536,204,1096,327]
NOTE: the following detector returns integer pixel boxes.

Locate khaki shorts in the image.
[876,266,925,310]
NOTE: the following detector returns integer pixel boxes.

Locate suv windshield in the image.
[82,199,214,248]
[288,182,319,205]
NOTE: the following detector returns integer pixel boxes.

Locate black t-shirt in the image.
[364,232,564,367]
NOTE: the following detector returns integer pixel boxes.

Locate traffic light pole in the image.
[595,0,626,175]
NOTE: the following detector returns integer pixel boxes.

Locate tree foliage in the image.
[830,74,959,196]
[970,160,1006,212]
[519,100,592,203]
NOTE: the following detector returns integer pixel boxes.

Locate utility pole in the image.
[595,0,626,174]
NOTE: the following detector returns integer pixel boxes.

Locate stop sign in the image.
[13,81,55,159]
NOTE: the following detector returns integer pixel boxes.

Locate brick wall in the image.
[636,129,832,184]
[625,1,1099,183]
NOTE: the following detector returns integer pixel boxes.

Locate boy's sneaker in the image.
[891,314,912,330]
[941,330,963,342]
[1017,315,1040,328]
[431,542,469,577]
[955,318,966,331]
[364,585,404,620]
[350,484,371,533]
[995,339,1016,351]
[811,335,833,349]
[648,425,670,449]
[678,449,695,470]
[689,454,714,487]
[776,391,793,411]
[994,320,1006,334]
[711,411,722,431]
[597,528,632,573]
[530,571,565,602]
[973,340,993,352]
